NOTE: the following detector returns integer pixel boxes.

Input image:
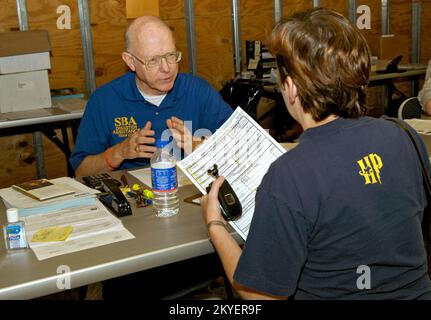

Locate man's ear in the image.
[122,52,136,72]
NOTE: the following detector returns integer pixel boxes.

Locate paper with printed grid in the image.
[177,107,286,240]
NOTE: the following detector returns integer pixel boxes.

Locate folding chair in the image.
[397,97,422,119]
[219,79,263,121]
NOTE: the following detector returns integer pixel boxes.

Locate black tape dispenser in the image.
[206,164,242,221]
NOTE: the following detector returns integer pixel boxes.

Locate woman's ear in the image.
[286,77,298,105]
[122,52,136,72]
[281,77,298,104]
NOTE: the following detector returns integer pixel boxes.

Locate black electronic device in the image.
[206,164,242,221]
[82,173,120,191]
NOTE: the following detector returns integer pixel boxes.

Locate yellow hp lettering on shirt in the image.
[113,116,138,138]
[358,154,383,185]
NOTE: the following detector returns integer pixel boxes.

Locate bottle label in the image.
[6,225,27,249]
[151,166,178,192]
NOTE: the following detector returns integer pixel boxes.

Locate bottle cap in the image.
[6,208,19,223]
[156,139,170,148]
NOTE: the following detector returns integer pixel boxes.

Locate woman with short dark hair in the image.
[201,8,431,300]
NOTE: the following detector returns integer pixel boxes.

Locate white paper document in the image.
[23,201,135,260]
[404,119,431,135]
[177,107,286,240]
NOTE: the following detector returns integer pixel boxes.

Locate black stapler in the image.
[206,164,242,221]
[98,178,132,217]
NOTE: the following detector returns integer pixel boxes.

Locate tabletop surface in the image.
[262,67,427,93]
[0,98,86,130]
[0,171,242,299]
[368,68,427,82]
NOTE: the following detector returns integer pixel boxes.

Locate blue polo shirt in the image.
[70,72,233,170]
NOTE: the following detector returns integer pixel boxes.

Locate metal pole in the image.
[16,0,29,31]
[312,0,321,8]
[274,0,283,24]
[412,1,422,63]
[184,0,197,75]
[381,0,391,35]
[411,1,422,95]
[78,0,96,96]
[16,0,46,179]
[381,0,391,113]
[348,0,357,23]
[231,0,242,75]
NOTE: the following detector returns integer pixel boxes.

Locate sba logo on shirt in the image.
[357,153,383,185]
[113,116,138,138]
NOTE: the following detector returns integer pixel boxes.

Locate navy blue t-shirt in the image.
[234,117,431,299]
[70,72,233,170]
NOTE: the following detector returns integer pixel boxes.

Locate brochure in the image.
[12,178,76,201]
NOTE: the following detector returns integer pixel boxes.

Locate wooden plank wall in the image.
[194,0,232,89]
[0,0,19,32]
[159,0,189,74]
[422,0,431,64]
[0,0,430,188]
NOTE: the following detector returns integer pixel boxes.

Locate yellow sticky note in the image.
[31,225,74,242]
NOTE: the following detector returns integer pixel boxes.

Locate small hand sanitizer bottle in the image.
[3,208,28,251]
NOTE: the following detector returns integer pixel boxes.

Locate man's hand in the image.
[167,116,202,154]
[201,176,224,224]
[112,121,157,165]
[75,121,156,177]
[424,100,431,116]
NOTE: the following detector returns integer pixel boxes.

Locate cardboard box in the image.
[0,52,50,74]
[0,70,51,113]
[0,30,51,74]
[364,34,410,63]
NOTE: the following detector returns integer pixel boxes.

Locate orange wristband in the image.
[104,147,118,170]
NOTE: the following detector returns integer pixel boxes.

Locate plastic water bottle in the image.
[150,139,179,217]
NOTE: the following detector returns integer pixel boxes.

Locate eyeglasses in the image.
[128,51,182,70]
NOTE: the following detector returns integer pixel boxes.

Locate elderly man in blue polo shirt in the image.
[70,16,232,300]
[70,16,233,177]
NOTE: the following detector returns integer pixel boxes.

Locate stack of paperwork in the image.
[23,202,135,260]
[0,177,135,260]
[0,177,98,216]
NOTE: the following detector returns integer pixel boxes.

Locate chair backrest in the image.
[398,97,422,119]
[219,79,263,120]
